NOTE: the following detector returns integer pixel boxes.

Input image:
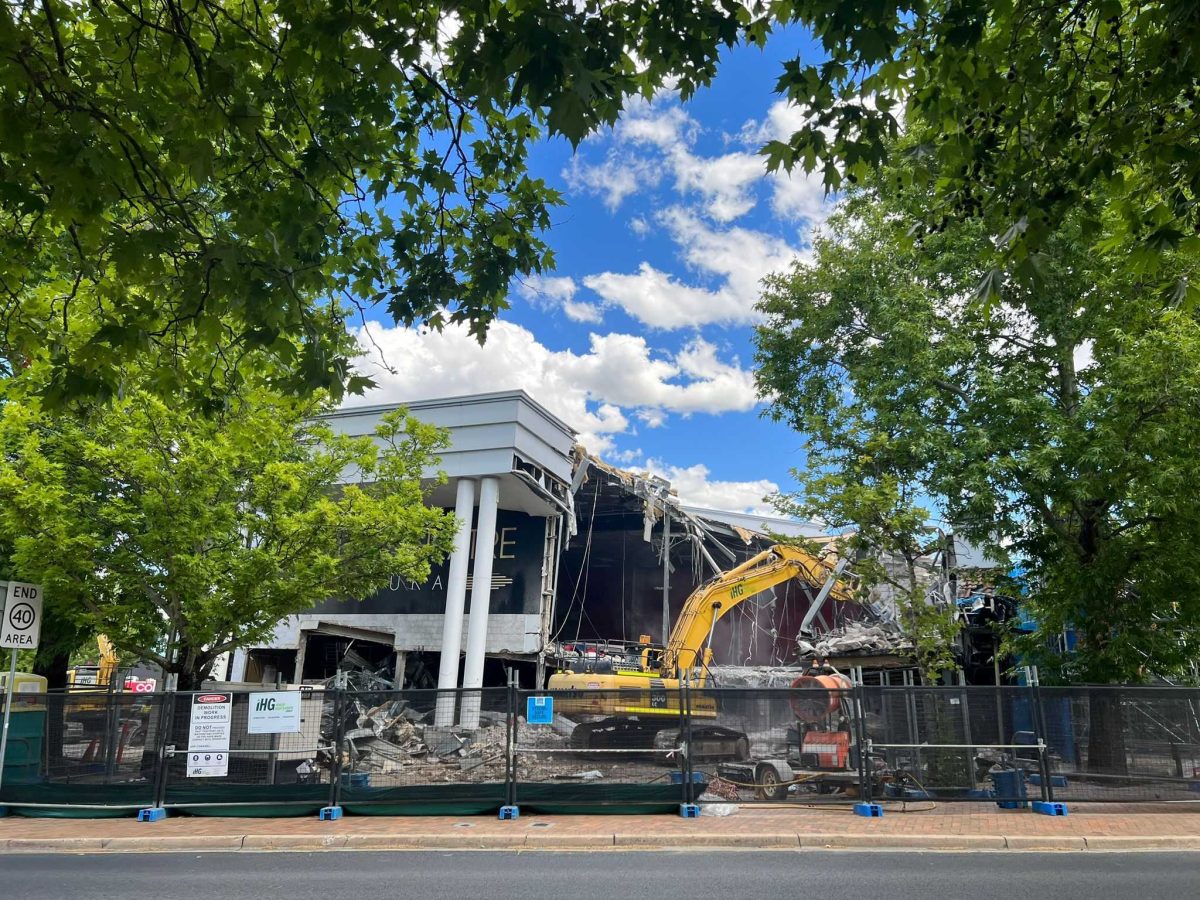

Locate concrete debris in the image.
[319,697,643,785]
[798,621,914,658]
[706,666,807,688]
[333,649,400,691]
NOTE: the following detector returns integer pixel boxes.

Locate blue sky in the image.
[351,27,833,516]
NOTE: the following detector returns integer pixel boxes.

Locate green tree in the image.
[0,383,455,688]
[8,3,1195,406]
[755,165,1200,693]
[773,486,959,681]
[0,0,764,405]
[763,1,1200,296]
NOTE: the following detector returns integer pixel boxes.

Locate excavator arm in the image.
[661,544,855,679]
[97,634,118,688]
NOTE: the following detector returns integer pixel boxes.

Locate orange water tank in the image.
[789,673,853,722]
[801,730,851,768]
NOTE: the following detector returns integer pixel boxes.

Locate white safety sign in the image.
[247,691,303,734]
[0,582,43,650]
[188,693,233,754]
[186,750,229,778]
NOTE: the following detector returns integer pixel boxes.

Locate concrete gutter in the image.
[4,833,1200,853]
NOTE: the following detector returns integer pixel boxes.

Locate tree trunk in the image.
[33,649,72,779]
[1086,689,1129,775]
[33,649,71,690]
[170,638,216,692]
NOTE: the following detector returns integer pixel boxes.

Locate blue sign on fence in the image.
[526,695,554,725]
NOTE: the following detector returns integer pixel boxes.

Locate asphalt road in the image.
[2,850,1197,899]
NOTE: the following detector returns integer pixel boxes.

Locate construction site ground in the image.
[2,802,1198,853]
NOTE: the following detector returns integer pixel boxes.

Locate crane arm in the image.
[661,544,856,679]
[97,634,118,687]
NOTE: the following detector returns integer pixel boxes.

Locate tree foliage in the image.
[4,3,1196,405]
[0,0,755,405]
[763,1,1200,296]
[755,163,1200,684]
[773,484,959,680]
[0,382,455,687]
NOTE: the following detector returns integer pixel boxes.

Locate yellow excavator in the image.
[547,544,857,754]
[66,635,120,706]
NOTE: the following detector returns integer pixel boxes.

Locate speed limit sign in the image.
[0,582,43,650]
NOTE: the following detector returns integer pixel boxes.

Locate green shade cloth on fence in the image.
[514,783,684,815]
[340,783,508,816]
[0,782,154,818]
[163,782,329,817]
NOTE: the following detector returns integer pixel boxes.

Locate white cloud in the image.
[770,170,830,222]
[516,274,603,323]
[566,99,767,223]
[561,300,604,324]
[582,209,804,329]
[665,207,806,303]
[616,101,695,150]
[583,263,738,329]
[1074,339,1095,372]
[350,322,758,454]
[609,447,644,465]
[669,148,764,222]
[741,99,811,144]
[738,100,834,224]
[517,274,576,304]
[644,459,780,516]
[563,153,663,211]
[636,408,667,428]
[567,97,836,230]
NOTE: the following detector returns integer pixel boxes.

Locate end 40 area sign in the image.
[1,582,43,650]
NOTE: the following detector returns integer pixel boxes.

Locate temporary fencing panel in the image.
[858,686,1042,806]
[0,691,164,816]
[335,688,510,815]
[513,688,690,813]
[5,683,1200,817]
[160,690,331,816]
[1037,687,1200,803]
[688,687,860,805]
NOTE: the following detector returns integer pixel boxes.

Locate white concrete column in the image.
[459,476,500,729]
[434,477,477,726]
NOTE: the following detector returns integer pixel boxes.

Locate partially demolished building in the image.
[228,391,894,692]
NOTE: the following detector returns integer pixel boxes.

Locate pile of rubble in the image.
[797,620,914,659]
[323,696,511,782]
[705,666,807,688]
[318,695,626,784]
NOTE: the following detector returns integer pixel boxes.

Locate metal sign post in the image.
[0,581,44,792]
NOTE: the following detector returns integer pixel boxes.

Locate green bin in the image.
[1,673,48,787]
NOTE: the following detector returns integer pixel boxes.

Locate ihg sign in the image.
[247,690,303,734]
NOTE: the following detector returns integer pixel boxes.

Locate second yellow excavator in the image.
[547,544,857,754]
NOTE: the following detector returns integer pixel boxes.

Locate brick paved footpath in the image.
[2,803,1199,852]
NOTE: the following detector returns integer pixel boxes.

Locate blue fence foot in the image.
[136,807,166,822]
[498,805,520,820]
[0,805,8,817]
[678,804,700,818]
[853,803,884,818]
[1031,801,1068,816]
[319,806,343,821]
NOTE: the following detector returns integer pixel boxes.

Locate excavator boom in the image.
[662,544,855,680]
